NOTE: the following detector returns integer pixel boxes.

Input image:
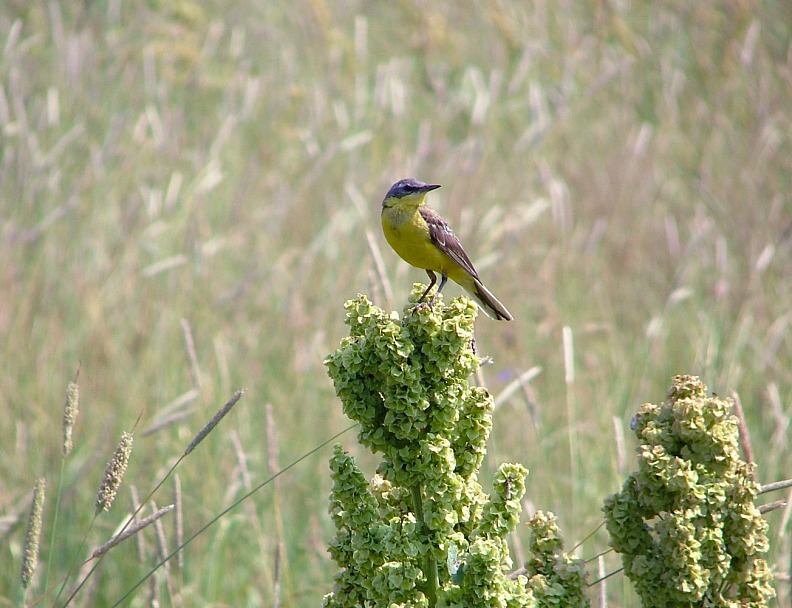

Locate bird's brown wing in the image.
[420,206,480,279]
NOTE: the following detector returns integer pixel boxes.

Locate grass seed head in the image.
[62,380,79,456]
[21,477,46,589]
[96,432,134,514]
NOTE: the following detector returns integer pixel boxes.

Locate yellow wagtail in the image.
[381,178,513,321]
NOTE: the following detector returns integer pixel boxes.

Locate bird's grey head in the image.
[384,178,441,200]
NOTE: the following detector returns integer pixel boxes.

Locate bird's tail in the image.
[467,278,513,321]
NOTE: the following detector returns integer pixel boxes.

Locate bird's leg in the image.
[416,270,438,304]
[428,273,448,307]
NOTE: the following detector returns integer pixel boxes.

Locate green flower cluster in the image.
[325,445,538,607]
[324,290,492,546]
[524,511,589,607]
[603,375,775,608]
[326,446,426,607]
[324,289,588,607]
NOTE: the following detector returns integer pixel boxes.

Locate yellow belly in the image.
[382,207,451,273]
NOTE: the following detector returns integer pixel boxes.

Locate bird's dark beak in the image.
[421,184,441,192]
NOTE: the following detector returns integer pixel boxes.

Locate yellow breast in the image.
[381,203,451,272]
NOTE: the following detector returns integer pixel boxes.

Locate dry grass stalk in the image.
[597,554,607,608]
[141,410,194,437]
[267,403,286,606]
[273,542,282,608]
[151,500,175,602]
[730,389,755,475]
[130,485,147,561]
[229,429,271,587]
[612,416,627,476]
[90,504,175,559]
[180,318,203,389]
[142,389,200,436]
[174,474,184,573]
[266,403,280,479]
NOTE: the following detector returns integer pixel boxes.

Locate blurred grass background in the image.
[1,0,791,605]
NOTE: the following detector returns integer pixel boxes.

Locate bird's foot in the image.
[411,301,433,314]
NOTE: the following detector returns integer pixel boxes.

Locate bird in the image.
[380,178,513,321]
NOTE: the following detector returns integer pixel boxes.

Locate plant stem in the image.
[411,484,437,607]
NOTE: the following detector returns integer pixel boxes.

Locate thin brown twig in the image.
[759,478,792,495]
[585,547,614,564]
[572,520,606,553]
[506,567,527,581]
[588,566,624,587]
[759,499,787,514]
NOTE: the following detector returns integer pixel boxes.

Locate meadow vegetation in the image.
[1,1,791,605]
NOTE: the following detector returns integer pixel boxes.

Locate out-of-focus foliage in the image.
[604,375,774,608]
